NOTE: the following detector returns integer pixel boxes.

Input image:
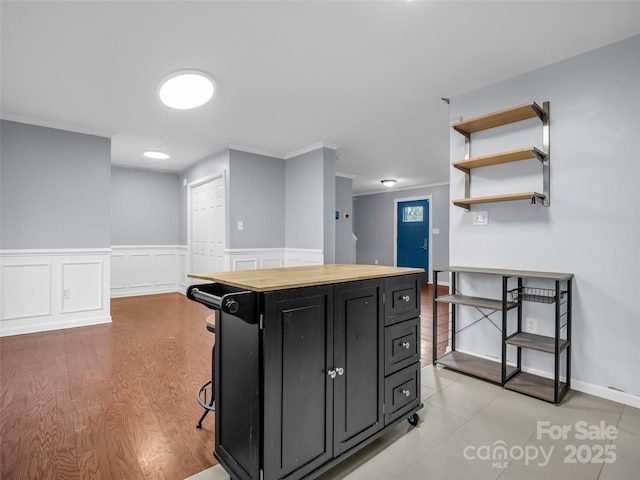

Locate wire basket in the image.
[518,287,564,304]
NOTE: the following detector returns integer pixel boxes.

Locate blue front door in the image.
[397,199,429,278]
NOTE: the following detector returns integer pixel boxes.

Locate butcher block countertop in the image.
[188,264,424,292]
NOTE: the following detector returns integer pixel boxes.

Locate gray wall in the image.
[335,175,355,264]
[285,148,325,250]
[449,35,640,395]
[354,183,450,277]
[228,149,285,249]
[111,166,180,245]
[0,120,111,249]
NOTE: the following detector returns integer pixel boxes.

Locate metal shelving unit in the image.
[433,266,573,404]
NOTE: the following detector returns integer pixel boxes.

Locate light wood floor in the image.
[1,286,448,479]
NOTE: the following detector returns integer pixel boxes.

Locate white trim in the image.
[447,349,640,408]
[0,315,112,337]
[285,248,324,267]
[571,379,640,409]
[520,364,640,408]
[284,141,340,159]
[224,247,324,271]
[187,171,225,189]
[110,245,187,297]
[394,195,433,284]
[336,171,356,179]
[1,249,111,337]
[227,141,341,161]
[228,144,284,159]
[0,113,113,138]
[355,181,450,197]
[0,248,111,256]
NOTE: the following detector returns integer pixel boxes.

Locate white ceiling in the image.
[2,1,639,195]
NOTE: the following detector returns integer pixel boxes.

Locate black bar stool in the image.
[196,313,216,428]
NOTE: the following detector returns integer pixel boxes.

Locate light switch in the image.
[237,220,244,231]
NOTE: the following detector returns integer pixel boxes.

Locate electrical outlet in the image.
[63,288,71,300]
[526,317,537,333]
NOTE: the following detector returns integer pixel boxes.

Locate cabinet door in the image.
[263,286,333,480]
[333,280,384,454]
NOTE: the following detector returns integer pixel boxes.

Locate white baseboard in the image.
[445,349,640,408]
[0,248,112,337]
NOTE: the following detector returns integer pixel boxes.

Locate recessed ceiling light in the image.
[381,179,397,187]
[158,70,215,109]
[143,150,170,160]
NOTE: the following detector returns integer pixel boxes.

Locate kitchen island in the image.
[187,264,424,480]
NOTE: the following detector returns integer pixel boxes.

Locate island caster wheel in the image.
[407,413,420,426]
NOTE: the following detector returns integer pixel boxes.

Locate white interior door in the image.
[190,174,225,275]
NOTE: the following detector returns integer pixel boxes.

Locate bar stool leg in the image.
[196,342,215,428]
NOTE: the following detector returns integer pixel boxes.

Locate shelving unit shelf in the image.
[437,351,517,385]
[433,266,573,404]
[451,101,550,210]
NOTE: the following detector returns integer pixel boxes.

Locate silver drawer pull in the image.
[327,369,337,379]
[400,295,410,302]
[400,341,411,349]
[400,389,411,397]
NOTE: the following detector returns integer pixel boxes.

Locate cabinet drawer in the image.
[385,318,420,376]
[384,363,420,425]
[385,276,420,325]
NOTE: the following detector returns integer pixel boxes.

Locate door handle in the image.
[420,238,428,251]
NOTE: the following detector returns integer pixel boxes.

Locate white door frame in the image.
[187,170,227,283]
[393,194,433,284]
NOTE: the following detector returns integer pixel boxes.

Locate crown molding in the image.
[1,113,113,138]
[227,144,285,159]
[283,141,340,159]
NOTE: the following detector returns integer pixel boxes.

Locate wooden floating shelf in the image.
[452,101,546,135]
[452,147,547,173]
[436,351,516,384]
[505,332,570,354]
[436,293,518,311]
[452,192,546,210]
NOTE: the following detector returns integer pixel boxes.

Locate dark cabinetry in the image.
[198,269,423,480]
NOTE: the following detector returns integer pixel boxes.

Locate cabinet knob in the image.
[400,341,411,349]
[400,389,411,397]
[336,367,344,376]
[327,369,337,379]
[400,295,411,302]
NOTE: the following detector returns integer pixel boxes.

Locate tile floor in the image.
[187,365,640,480]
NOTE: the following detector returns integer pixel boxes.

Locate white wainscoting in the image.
[0,249,111,337]
[110,245,187,297]
[284,248,324,267]
[225,248,324,271]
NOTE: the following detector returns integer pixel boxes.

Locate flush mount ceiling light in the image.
[381,179,397,187]
[143,150,170,160]
[158,70,215,109]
